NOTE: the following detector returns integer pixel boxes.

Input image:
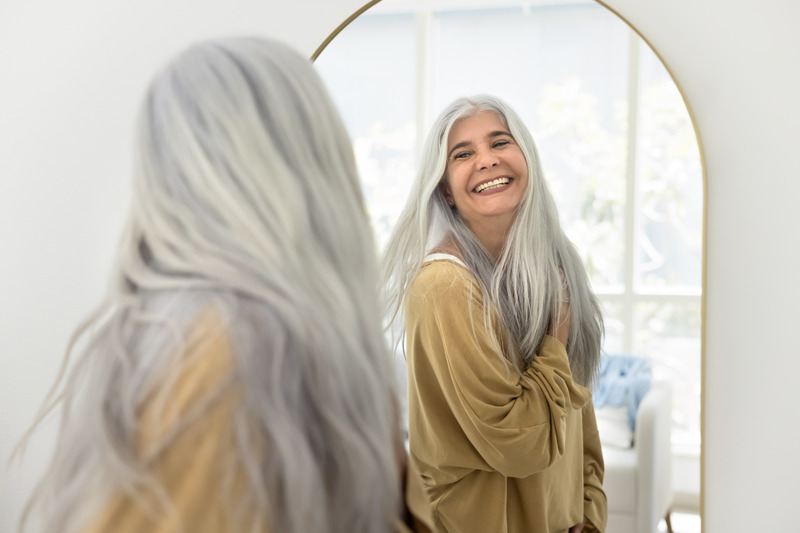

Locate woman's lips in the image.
[474,177,512,193]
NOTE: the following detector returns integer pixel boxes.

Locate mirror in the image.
[314,0,703,530]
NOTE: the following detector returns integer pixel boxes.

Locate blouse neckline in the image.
[423,252,468,269]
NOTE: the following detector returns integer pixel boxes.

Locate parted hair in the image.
[18,37,402,533]
[383,94,604,387]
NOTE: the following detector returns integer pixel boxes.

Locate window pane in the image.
[599,300,624,354]
[634,301,702,443]
[634,45,704,291]
[314,13,416,250]
[433,5,630,289]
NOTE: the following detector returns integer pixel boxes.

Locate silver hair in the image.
[383,94,603,387]
[17,37,402,533]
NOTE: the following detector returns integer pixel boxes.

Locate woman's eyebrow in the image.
[447,141,471,159]
[488,129,512,139]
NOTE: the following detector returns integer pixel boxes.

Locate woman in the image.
[383,95,607,533]
[17,37,432,533]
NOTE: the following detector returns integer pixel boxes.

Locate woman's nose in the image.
[477,149,500,170]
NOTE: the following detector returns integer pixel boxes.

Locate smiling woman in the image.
[382,92,607,533]
[313,0,704,525]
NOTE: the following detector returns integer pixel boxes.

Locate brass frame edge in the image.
[310,0,383,61]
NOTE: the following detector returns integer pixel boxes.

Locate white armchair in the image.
[601,380,674,533]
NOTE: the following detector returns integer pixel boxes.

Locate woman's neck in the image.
[431,235,462,258]
[470,225,508,260]
[435,227,507,263]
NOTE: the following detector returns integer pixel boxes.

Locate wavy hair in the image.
[17,37,401,533]
[383,94,603,387]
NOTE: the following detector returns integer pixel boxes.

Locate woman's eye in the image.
[453,151,471,160]
[493,140,510,148]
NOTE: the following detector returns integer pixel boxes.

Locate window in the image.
[316,0,703,454]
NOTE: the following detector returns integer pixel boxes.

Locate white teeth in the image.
[475,177,510,193]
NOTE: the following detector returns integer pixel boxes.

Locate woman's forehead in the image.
[448,110,508,143]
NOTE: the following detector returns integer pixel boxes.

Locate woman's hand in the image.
[568,516,587,533]
[551,299,571,347]
[549,269,571,347]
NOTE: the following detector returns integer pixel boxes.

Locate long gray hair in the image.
[18,37,401,533]
[383,94,603,387]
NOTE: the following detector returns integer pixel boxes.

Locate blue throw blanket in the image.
[593,354,652,430]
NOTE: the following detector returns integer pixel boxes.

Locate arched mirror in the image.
[314,0,704,531]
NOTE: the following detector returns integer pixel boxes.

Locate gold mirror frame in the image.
[312,1,707,529]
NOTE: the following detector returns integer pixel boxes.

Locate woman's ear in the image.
[439,181,455,208]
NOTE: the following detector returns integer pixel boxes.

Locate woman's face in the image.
[441,110,529,236]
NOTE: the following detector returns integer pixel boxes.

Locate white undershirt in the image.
[423,252,467,269]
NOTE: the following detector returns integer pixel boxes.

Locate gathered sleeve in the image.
[581,401,608,532]
[406,262,591,479]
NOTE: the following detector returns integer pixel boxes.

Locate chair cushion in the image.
[596,404,634,448]
[602,446,638,514]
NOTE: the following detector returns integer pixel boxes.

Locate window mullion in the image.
[623,29,641,353]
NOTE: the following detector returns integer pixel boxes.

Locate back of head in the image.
[127,37,372,296]
[24,37,400,533]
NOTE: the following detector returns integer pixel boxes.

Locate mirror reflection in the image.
[315,0,702,531]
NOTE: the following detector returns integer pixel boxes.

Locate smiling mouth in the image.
[474,177,511,193]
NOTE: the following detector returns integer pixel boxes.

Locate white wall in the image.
[1,0,798,531]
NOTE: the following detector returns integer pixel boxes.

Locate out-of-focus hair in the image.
[18,37,401,533]
[383,94,603,387]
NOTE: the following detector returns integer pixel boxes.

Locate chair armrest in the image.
[634,380,673,533]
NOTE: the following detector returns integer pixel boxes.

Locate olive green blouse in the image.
[405,258,607,533]
[84,309,434,533]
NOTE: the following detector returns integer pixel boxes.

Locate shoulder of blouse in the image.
[414,256,475,289]
[137,307,239,455]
